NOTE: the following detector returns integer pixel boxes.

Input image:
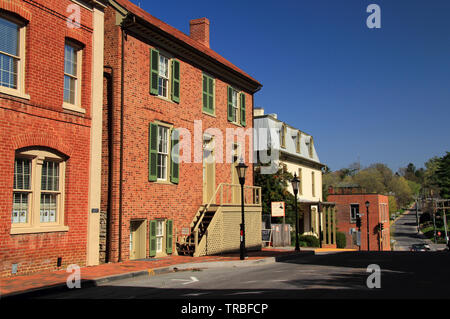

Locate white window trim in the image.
[154,122,173,183]
[0,15,30,100]
[156,219,165,254]
[11,149,68,235]
[350,203,359,223]
[62,43,85,114]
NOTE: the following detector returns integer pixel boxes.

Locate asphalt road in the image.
[36,251,450,299]
[391,209,425,251]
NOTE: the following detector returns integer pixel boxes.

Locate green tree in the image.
[422,156,441,196]
[254,165,300,226]
[389,176,413,208]
[436,152,450,199]
[353,168,386,194]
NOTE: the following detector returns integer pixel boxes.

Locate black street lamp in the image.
[236,158,248,260]
[291,173,300,251]
[365,201,370,251]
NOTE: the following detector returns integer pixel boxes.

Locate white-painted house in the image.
[254,108,336,244]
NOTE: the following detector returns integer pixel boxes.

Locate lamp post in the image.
[291,173,300,251]
[236,159,248,260]
[365,201,370,251]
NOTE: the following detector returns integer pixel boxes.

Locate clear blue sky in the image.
[130,0,450,172]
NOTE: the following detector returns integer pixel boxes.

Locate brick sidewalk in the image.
[0,249,299,297]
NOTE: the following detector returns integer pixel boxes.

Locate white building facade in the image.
[254,108,331,240]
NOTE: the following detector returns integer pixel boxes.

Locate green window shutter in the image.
[202,75,208,111]
[240,92,246,127]
[148,122,158,182]
[149,220,157,257]
[227,86,233,122]
[150,48,159,95]
[171,59,180,103]
[202,74,214,114]
[170,129,180,184]
[208,77,214,112]
[166,219,173,254]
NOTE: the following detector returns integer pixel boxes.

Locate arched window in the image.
[11,148,68,234]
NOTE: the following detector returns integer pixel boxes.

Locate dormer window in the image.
[296,131,301,153]
[280,124,286,148]
[309,137,314,158]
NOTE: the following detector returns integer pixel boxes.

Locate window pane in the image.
[0,54,18,89]
[40,193,57,223]
[159,55,168,78]
[14,158,31,190]
[41,161,60,191]
[64,75,76,104]
[12,192,28,224]
[64,44,77,76]
[0,17,19,56]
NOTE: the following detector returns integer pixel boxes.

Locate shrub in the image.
[336,231,347,248]
[298,235,320,247]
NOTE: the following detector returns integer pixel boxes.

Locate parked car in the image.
[410,243,431,252]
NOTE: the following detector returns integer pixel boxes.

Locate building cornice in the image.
[279,150,325,170]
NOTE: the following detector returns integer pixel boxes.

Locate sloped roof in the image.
[113,0,261,88]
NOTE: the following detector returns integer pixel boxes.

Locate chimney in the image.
[190,18,210,48]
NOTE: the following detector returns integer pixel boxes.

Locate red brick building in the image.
[328,187,391,251]
[0,0,106,277]
[101,0,262,262]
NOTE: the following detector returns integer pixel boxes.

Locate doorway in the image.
[130,220,146,260]
[203,137,215,204]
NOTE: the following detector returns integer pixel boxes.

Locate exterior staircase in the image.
[176,183,262,257]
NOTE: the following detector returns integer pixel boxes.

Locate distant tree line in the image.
[322,151,450,215]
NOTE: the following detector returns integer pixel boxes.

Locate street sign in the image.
[271,202,285,217]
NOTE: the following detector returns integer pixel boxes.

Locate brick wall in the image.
[0,0,94,277]
[101,5,256,262]
[328,194,391,251]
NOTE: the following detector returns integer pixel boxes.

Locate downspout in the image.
[118,26,126,262]
[103,66,113,264]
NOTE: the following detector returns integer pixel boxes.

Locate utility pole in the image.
[441,201,449,247]
[415,199,419,233]
[432,199,437,244]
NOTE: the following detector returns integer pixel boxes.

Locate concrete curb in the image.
[2,252,314,299]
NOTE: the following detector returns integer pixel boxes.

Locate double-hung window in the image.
[12,159,31,224]
[158,54,169,98]
[149,122,180,184]
[150,48,180,103]
[63,42,83,113]
[227,86,246,126]
[0,15,27,98]
[350,204,359,223]
[11,149,67,234]
[40,161,60,223]
[156,220,165,253]
[157,125,169,180]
